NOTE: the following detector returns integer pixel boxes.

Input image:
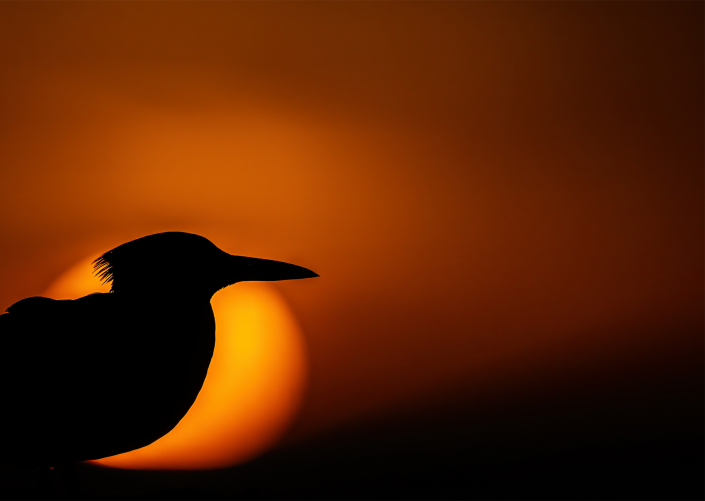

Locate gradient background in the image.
[0,2,702,499]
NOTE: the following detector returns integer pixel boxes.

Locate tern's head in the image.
[93,232,318,299]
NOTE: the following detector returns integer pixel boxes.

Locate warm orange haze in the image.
[43,254,307,470]
[0,1,701,498]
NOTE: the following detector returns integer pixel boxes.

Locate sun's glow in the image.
[43,254,307,470]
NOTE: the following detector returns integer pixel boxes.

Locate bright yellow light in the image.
[43,254,307,470]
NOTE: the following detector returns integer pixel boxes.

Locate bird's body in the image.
[0,293,215,463]
[0,232,317,464]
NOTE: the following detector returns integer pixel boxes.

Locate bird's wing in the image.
[0,294,141,392]
[0,293,184,462]
[1,296,78,401]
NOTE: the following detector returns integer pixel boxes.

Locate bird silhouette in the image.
[0,232,318,467]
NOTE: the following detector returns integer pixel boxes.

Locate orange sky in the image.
[0,1,701,452]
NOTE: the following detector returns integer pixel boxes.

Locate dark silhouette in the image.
[0,232,317,469]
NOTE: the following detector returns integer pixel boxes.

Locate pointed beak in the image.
[228,255,319,282]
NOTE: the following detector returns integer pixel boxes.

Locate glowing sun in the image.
[43,253,307,470]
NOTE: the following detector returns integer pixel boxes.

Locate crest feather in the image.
[92,253,115,288]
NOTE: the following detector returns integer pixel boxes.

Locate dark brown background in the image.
[0,2,702,498]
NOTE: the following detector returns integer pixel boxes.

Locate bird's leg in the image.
[51,461,81,499]
[63,461,80,498]
[35,464,54,498]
